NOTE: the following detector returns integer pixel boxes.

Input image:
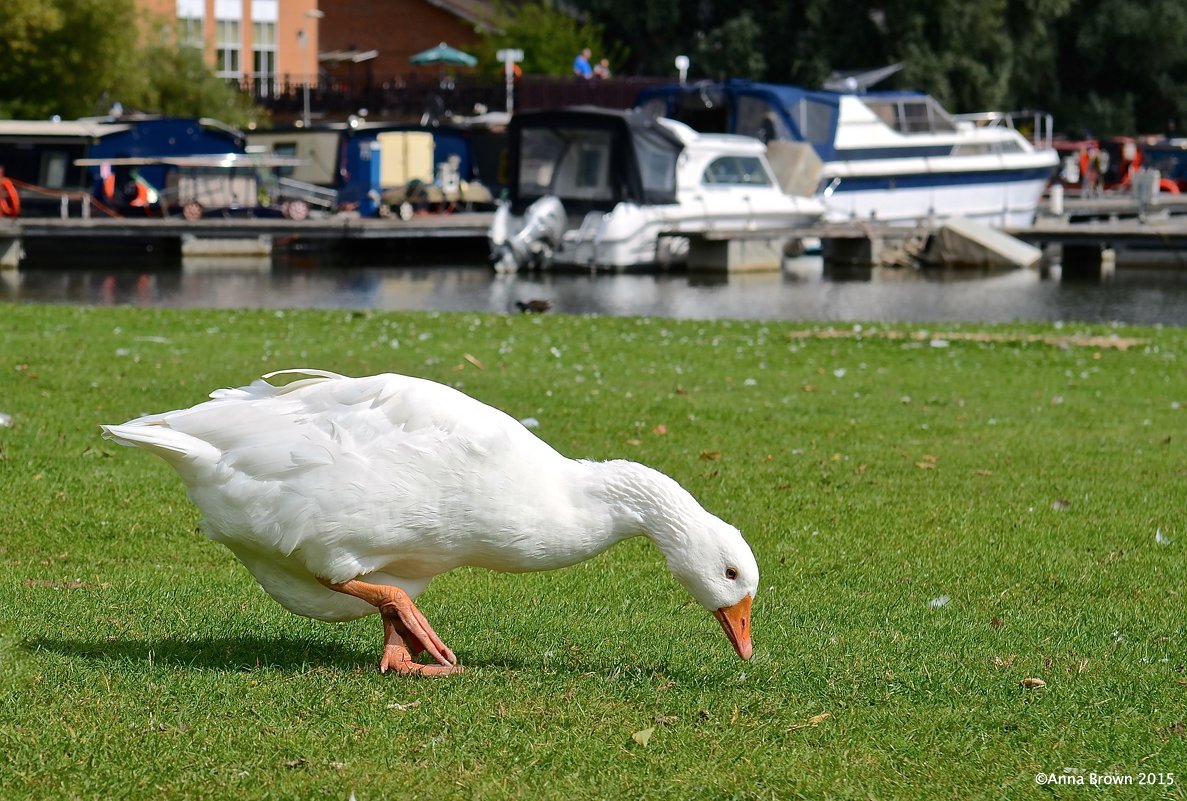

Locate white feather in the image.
[102,371,759,622]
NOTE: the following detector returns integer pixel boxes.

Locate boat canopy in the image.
[636,79,946,162]
[506,107,684,214]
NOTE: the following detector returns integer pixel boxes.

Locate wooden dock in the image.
[789,194,1187,275]
[1,214,494,268]
[14,214,493,242]
[3,192,1186,274]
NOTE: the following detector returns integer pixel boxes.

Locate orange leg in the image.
[322,578,461,676]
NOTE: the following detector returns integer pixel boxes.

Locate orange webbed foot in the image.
[380,616,463,676]
[322,577,462,677]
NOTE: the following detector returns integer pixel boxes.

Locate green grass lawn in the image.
[1,304,1184,799]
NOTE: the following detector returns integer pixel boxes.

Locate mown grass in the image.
[0,304,1184,800]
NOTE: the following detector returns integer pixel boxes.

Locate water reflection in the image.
[5,254,1187,325]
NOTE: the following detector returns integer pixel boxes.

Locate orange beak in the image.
[713,594,753,661]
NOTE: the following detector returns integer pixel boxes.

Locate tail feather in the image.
[101,422,222,472]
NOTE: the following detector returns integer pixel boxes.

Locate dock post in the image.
[1060,243,1113,280]
[687,236,785,272]
[0,225,23,269]
[1049,184,1064,217]
[822,235,881,266]
[60,195,68,219]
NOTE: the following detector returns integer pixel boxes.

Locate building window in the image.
[178,17,203,48]
[253,21,277,97]
[216,18,241,81]
[176,0,204,49]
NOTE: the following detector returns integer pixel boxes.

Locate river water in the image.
[5,254,1187,325]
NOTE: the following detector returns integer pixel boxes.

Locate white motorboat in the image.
[637,77,1060,228]
[488,107,824,272]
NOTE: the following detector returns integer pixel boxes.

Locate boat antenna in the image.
[822,63,904,93]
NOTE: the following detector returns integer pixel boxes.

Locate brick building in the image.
[137,0,322,95]
[136,1,495,94]
[319,0,495,89]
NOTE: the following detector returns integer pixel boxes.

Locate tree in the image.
[1053,0,1187,135]
[0,0,259,127]
[473,1,623,78]
[572,0,703,79]
[694,12,766,80]
[138,28,261,129]
[0,0,143,118]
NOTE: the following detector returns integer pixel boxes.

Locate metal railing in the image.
[242,74,670,123]
[952,110,1055,151]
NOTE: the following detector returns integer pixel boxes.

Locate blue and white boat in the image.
[637,78,1059,228]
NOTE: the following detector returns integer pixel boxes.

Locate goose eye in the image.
[725,567,738,580]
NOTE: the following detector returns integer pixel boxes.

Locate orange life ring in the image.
[0,177,20,217]
[1159,178,1181,195]
[129,181,150,207]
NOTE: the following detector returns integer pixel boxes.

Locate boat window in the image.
[271,141,297,177]
[40,151,69,188]
[924,97,957,132]
[867,100,899,129]
[952,140,1024,156]
[702,156,772,186]
[866,98,957,134]
[898,101,935,133]
[637,98,668,119]
[951,142,993,156]
[672,87,730,133]
[551,129,614,201]
[736,97,790,143]
[575,146,603,188]
[632,126,680,199]
[518,128,567,198]
[789,99,836,147]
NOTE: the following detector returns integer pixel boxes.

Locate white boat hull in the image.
[549,201,823,270]
[820,152,1057,227]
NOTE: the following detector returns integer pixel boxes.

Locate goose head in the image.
[664,514,759,661]
[593,460,760,661]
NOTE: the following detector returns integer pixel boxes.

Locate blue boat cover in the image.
[636,79,930,162]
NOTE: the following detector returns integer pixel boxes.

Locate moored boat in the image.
[636,78,1060,228]
[488,107,824,272]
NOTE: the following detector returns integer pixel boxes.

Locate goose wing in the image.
[105,371,567,580]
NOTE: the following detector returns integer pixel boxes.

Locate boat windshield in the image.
[516,118,681,209]
[864,96,956,134]
[631,125,680,198]
[701,156,772,186]
[518,128,615,203]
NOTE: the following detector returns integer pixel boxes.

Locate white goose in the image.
[102,370,758,675]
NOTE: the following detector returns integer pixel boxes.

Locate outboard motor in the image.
[490,195,566,273]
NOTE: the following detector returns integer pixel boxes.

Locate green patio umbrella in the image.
[410,42,478,68]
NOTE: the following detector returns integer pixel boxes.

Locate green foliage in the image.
[138,35,262,129]
[570,0,1186,134]
[891,0,1016,111]
[694,12,766,80]
[0,0,260,127]
[0,0,143,118]
[1053,0,1187,135]
[474,1,623,78]
[1,305,1185,798]
[575,0,699,79]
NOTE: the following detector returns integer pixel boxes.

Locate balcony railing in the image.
[243,74,672,124]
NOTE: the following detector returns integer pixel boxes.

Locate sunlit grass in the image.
[1,305,1184,799]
